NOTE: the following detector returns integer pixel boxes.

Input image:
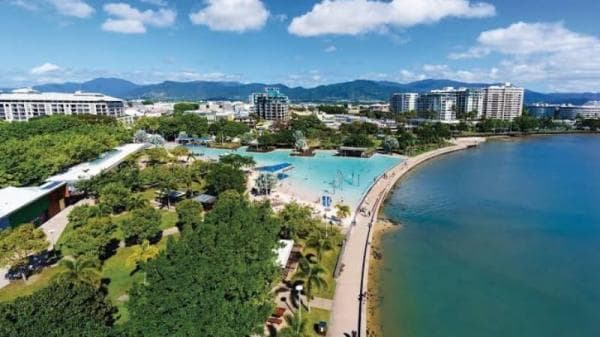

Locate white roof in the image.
[47,143,147,183]
[0,90,123,102]
[0,181,65,219]
[275,239,294,268]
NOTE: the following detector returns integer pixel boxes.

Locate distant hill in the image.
[3,78,597,105]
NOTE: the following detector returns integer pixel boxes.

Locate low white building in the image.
[0,88,124,121]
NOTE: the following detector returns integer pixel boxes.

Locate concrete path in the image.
[162,226,180,237]
[40,198,93,249]
[310,297,333,310]
[328,138,485,337]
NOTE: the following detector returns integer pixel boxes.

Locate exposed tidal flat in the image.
[376,135,600,337]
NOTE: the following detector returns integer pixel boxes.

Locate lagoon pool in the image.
[188,146,402,208]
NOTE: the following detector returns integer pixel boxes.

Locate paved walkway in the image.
[40,198,93,249]
[328,138,485,337]
[311,297,333,310]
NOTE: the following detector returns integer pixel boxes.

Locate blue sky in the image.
[1,0,599,92]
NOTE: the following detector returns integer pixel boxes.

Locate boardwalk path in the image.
[328,138,485,337]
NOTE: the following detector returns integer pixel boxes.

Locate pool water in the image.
[188,146,402,208]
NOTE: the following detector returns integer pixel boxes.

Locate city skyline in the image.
[1,0,600,92]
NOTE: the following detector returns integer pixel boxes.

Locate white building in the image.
[417,90,458,121]
[558,101,600,120]
[0,88,124,121]
[482,83,524,120]
[252,88,290,121]
[390,93,418,114]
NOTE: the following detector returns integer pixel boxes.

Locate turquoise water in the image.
[188,146,402,207]
[380,135,600,337]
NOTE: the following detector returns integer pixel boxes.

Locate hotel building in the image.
[482,83,524,120]
[557,101,600,120]
[0,88,125,121]
[390,93,418,113]
[252,87,290,121]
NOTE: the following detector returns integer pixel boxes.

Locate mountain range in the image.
[3,78,600,105]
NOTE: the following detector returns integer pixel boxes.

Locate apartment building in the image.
[390,93,418,113]
[0,88,125,121]
[482,83,524,120]
[252,87,290,121]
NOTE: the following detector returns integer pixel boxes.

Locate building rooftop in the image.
[46,143,147,183]
[0,181,66,219]
[0,89,123,102]
[276,239,294,268]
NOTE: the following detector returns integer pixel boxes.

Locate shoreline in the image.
[328,137,485,337]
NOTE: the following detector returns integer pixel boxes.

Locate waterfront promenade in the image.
[328,137,485,337]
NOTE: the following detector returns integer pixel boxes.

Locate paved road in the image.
[327,138,485,337]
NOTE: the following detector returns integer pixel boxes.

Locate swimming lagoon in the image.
[188,146,403,208]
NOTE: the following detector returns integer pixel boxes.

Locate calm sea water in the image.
[380,135,600,337]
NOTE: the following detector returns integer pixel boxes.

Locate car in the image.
[316,320,328,335]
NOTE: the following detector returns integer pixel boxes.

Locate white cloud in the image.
[448,22,600,91]
[102,3,176,34]
[30,63,61,75]
[10,0,39,11]
[48,0,94,18]
[324,45,336,53]
[189,0,269,32]
[288,0,495,37]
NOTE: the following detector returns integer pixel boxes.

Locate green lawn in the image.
[102,237,171,324]
[303,308,330,337]
[160,210,178,229]
[0,265,66,303]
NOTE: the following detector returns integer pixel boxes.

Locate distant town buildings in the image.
[252,87,290,121]
[527,101,600,120]
[0,88,124,121]
[389,83,524,121]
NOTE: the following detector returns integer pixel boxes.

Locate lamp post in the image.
[49,229,56,250]
[295,284,303,334]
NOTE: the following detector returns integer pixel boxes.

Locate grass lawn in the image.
[0,265,66,303]
[303,308,331,337]
[102,237,171,324]
[159,210,178,229]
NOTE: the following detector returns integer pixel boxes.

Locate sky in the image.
[1,0,599,92]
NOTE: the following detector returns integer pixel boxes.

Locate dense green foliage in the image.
[0,115,129,187]
[0,281,116,337]
[175,199,204,231]
[318,105,347,114]
[205,163,246,195]
[122,207,162,244]
[0,224,48,269]
[61,214,117,260]
[135,114,249,141]
[125,191,281,337]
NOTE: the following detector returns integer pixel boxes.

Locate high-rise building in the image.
[482,83,524,120]
[456,88,484,118]
[558,101,600,120]
[0,88,124,121]
[252,87,290,121]
[416,91,457,121]
[390,93,418,113]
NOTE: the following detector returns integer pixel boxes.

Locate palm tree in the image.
[128,194,149,210]
[294,256,328,311]
[335,203,351,219]
[126,240,160,285]
[305,230,332,263]
[58,257,102,288]
[278,311,309,337]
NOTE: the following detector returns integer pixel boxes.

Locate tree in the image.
[0,224,48,274]
[255,173,278,195]
[62,216,116,260]
[173,102,199,115]
[294,256,328,311]
[335,203,351,219]
[126,191,281,337]
[99,182,131,214]
[382,135,399,153]
[205,163,246,195]
[343,133,374,147]
[294,130,309,153]
[57,257,102,288]
[278,311,309,337]
[122,206,162,244]
[306,230,333,262]
[169,145,190,158]
[133,129,149,143]
[278,202,318,240]
[175,199,204,231]
[0,281,116,337]
[218,154,256,169]
[126,240,160,285]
